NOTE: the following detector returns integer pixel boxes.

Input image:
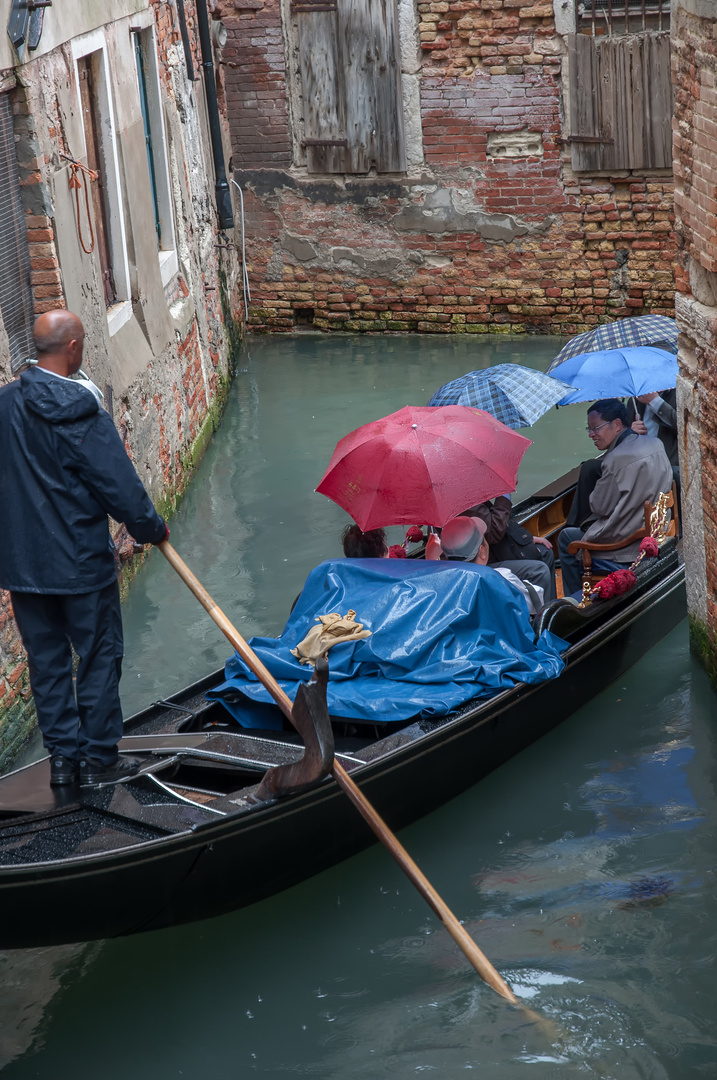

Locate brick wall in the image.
[224,0,676,335]
[672,1,717,681]
[11,88,64,316]
[223,0,292,169]
[417,0,558,76]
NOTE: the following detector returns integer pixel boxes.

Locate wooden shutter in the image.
[568,32,672,172]
[295,0,406,175]
[78,56,117,307]
[295,2,349,173]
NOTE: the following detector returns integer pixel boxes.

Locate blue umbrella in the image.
[427,364,575,430]
[552,346,678,405]
[548,315,677,372]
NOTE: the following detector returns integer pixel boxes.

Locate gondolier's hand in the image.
[151,523,170,544]
[533,536,552,549]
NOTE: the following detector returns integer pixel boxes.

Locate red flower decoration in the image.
[594,577,616,600]
[593,568,636,600]
[612,569,636,593]
[388,544,407,559]
[639,536,659,558]
[406,526,425,544]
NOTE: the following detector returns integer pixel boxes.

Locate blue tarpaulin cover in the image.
[208,559,568,729]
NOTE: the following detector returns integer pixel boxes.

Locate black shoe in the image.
[50,755,79,786]
[79,756,140,786]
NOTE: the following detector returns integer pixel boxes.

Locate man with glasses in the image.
[558,398,673,596]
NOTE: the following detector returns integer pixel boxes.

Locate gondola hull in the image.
[0,543,685,949]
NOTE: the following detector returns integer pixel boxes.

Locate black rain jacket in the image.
[0,367,166,594]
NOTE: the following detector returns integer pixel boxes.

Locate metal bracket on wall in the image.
[301,138,348,148]
[558,135,615,145]
[7,0,52,52]
[290,2,338,11]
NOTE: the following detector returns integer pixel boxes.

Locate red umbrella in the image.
[316,405,531,531]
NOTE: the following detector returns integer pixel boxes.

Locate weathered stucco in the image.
[0,1,244,767]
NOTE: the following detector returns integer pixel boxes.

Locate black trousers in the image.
[11,581,124,763]
[566,457,603,529]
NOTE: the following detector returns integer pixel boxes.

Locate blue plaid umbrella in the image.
[427,364,575,429]
[548,315,677,373]
[552,346,678,405]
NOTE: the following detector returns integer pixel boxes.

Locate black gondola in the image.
[0,469,686,948]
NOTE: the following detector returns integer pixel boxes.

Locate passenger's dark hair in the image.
[342,524,388,558]
[588,398,628,427]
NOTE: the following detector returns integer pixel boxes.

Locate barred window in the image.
[0,93,36,374]
[577,0,670,36]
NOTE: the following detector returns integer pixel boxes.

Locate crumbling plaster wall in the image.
[223,0,676,335]
[672,0,717,679]
[0,1,243,769]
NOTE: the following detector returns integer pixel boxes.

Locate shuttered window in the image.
[294,0,406,175]
[568,0,671,172]
[132,26,177,285]
[0,93,36,374]
[577,0,670,36]
[567,30,672,171]
[135,34,162,246]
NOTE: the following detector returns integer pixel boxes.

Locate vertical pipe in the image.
[175,0,196,81]
[195,0,234,230]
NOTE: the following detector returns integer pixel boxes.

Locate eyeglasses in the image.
[585,421,612,435]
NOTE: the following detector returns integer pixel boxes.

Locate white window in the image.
[71,31,132,336]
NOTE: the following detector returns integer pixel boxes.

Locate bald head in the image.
[33,311,85,376]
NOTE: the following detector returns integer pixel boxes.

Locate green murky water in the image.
[2,335,715,1078]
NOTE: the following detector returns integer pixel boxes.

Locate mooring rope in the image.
[61,153,98,255]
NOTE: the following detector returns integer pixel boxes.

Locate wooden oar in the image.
[158,540,518,1005]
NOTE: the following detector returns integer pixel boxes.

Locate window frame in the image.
[132,24,178,287]
[71,31,132,336]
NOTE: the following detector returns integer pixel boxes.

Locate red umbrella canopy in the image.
[316,405,531,531]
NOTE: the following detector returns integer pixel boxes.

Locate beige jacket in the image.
[584,432,673,562]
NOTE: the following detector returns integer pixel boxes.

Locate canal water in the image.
[2,335,716,1078]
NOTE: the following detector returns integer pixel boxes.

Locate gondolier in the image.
[0,310,168,787]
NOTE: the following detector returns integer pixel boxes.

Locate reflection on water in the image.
[2,336,717,1078]
[3,626,717,1078]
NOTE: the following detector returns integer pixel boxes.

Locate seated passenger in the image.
[567,390,679,530]
[558,398,674,596]
[342,524,388,558]
[440,516,545,615]
[463,494,556,600]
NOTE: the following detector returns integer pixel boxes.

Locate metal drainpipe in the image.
[175,0,195,82]
[195,0,234,230]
